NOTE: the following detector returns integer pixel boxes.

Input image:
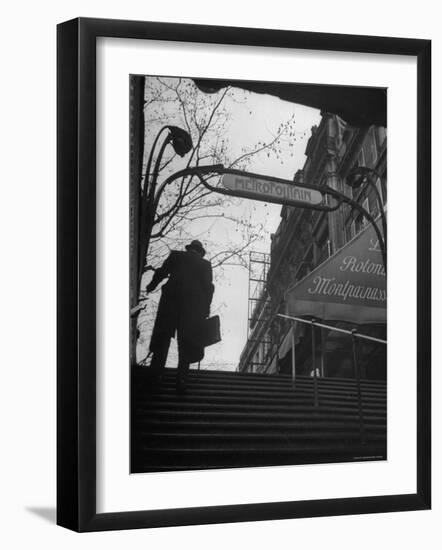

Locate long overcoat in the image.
[148,250,214,363]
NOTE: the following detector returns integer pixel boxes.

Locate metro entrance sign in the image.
[221,173,324,208]
[159,163,385,268]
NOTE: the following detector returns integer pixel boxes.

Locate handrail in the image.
[277,314,386,345]
[276,313,384,443]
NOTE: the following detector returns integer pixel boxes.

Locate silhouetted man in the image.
[145,240,214,393]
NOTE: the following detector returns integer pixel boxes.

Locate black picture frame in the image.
[57,17,431,532]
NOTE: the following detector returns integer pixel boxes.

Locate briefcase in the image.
[202,315,221,347]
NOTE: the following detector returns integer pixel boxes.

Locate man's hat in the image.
[185,239,206,257]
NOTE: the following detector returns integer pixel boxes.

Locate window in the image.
[350,220,356,239]
[362,197,370,218]
[376,176,387,206]
[351,156,366,201]
[354,213,365,235]
[346,221,354,242]
[296,246,314,280]
[376,178,383,203]
[352,200,369,237]
[376,127,387,148]
[363,127,378,167]
[316,226,331,264]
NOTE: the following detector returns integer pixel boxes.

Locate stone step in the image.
[135,431,385,450]
[134,367,386,389]
[133,419,386,433]
[134,407,385,426]
[135,366,386,384]
[134,387,386,406]
[131,444,386,472]
[134,397,386,416]
[131,370,386,473]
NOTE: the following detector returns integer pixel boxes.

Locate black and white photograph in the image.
[0,0,435,542]
[129,75,387,473]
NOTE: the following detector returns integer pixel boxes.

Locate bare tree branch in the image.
[140,75,296,280]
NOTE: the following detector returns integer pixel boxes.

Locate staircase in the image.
[131,367,386,473]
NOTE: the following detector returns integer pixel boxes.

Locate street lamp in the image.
[138,125,193,287]
[346,166,387,267]
[167,126,193,157]
[132,125,193,365]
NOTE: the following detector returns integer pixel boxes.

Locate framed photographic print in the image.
[57,17,431,531]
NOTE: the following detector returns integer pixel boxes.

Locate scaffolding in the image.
[244,251,272,372]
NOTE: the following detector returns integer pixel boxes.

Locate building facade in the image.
[238,114,387,380]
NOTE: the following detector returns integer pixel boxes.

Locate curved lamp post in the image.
[132,126,193,365]
[138,125,193,288]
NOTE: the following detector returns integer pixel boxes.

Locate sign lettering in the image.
[221,174,324,207]
[285,224,386,324]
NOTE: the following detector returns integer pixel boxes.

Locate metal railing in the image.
[276,313,386,444]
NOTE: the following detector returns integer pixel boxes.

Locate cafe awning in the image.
[284,224,386,324]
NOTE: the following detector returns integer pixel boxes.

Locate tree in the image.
[142,77,298,266]
[136,76,299,365]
